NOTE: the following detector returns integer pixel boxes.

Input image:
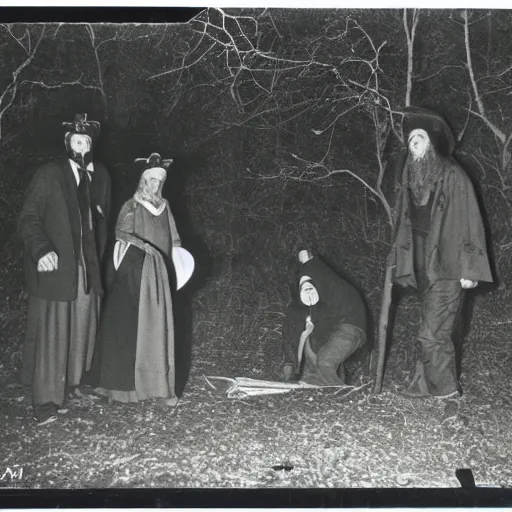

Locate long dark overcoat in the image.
[18,158,111,301]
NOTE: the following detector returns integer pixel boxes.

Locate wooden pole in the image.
[374,260,394,393]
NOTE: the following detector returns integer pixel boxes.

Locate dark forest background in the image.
[1,9,512,379]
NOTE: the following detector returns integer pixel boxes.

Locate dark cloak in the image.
[300,258,366,333]
[283,259,367,371]
[88,245,143,391]
[391,155,493,287]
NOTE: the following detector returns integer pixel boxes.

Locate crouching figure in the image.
[282,250,367,386]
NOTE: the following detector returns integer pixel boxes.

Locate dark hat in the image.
[403,107,455,157]
[134,152,173,170]
[62,113,101,141]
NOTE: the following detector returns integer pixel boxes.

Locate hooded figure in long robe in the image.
[18,113,110,423]
[390,107,493,399]
[282,250,367,385]
[89,153,182,405]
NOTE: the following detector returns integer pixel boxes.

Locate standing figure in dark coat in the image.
[390,107,493,399]
[18,113,111,422]
[90,153,182,406]
[282,250,367,386]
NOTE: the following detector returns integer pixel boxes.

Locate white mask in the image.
[300,281,319,306]
[408,129,430,160]
[69,133,92,156]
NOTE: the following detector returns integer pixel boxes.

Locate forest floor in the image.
[0,240,511,490]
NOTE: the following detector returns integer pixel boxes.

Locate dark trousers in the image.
[412,234,464,395]
[414,279,463,395]
[301,323,366,386]
[21,266,100,407]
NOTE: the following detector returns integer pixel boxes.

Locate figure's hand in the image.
[304,316,315,334]
[386,251,395,267]
[283,363,293,381]
[37,251,58,272]
[460,278,478,289]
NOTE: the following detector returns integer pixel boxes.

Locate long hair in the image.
[133,173,165,208]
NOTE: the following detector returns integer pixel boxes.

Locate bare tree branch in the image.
[85,24,109,119]
[1,23,30,55]
[463,10,506,145]
[415,64,464,82]
[248,157,393,227]
[147,42,217,80]
[21,76,103,93]
[457,88,472,143]
[0,25,45,139]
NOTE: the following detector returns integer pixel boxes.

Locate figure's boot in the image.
[401,360,430,398]
[300,339,324,386]
[337,364,346,384]
[316,338,347,386]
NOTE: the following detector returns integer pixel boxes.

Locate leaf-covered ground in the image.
[1,321,512,489]
[1,242,511,489]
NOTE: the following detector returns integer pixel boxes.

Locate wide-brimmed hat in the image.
[403,107,455,157]
[62,113,101,141]
[134,152,173,171]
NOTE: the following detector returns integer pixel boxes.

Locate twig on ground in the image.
[109,453,141,466]
[333,380,372,397]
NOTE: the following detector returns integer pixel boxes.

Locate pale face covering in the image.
[69,133,92,156]
[300,280,319,306]
[143,166,166,188]
[134,167,167,212]
[148,177,163,195]
[408,129,430,160]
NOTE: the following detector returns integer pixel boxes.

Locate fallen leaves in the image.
[1,338,512,489]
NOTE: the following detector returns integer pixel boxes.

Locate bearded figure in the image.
[88,153,184,406]
[18,113,111,423]
[390,107,493,399]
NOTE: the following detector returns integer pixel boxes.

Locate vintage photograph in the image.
[0,7,511,490]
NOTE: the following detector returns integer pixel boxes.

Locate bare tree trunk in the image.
[464,11,489,130]
[403,9,420,107]
[463,10,511,170]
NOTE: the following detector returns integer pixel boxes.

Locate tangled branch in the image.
[462,10,512,171]
[147,9,402,231]
[0,25,46,140]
